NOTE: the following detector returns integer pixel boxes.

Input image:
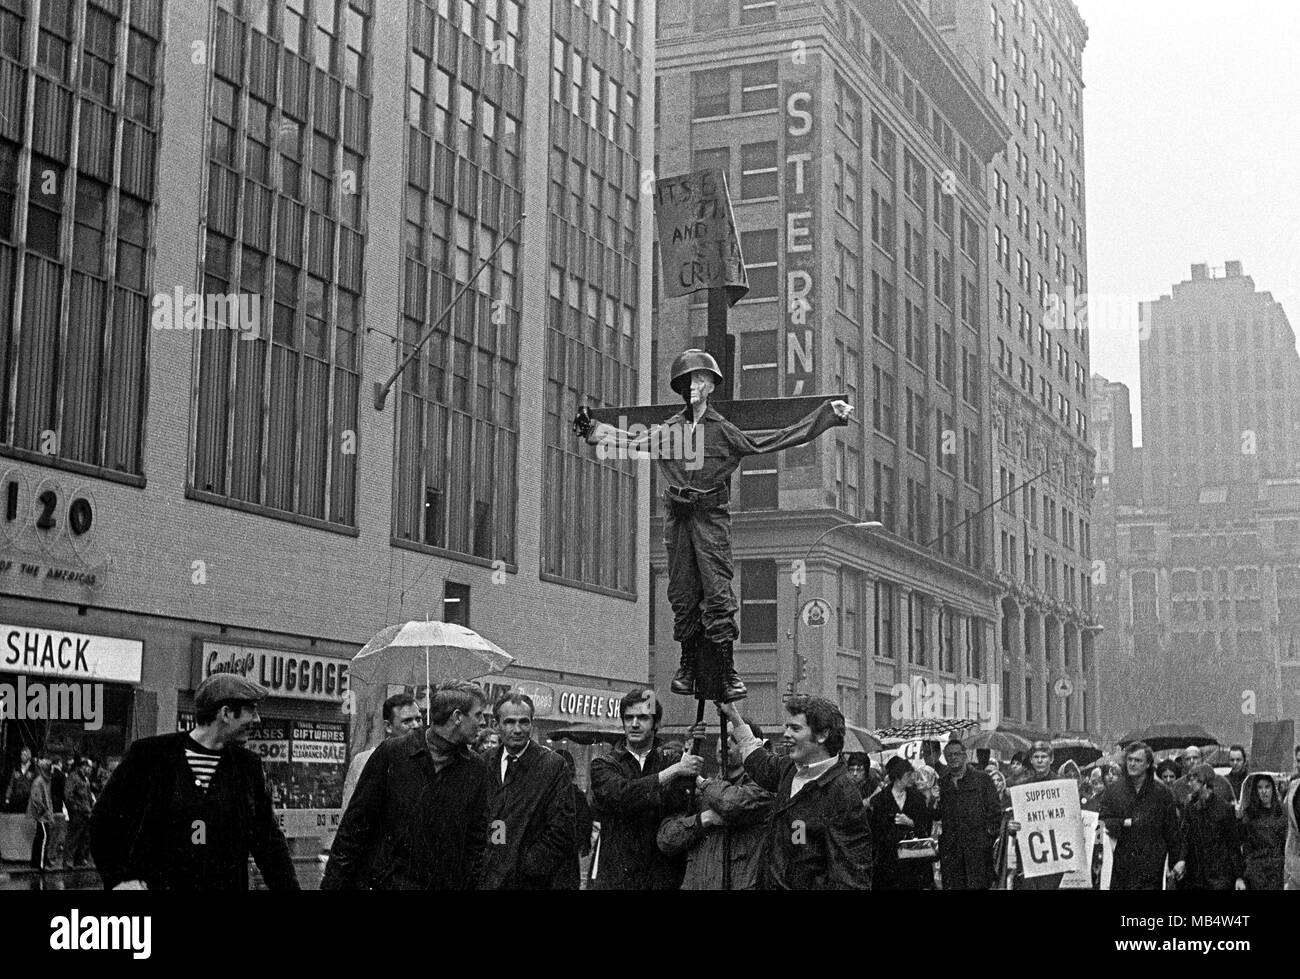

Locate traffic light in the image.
[793,652,807,686]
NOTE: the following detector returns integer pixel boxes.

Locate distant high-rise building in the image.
[1140,261,1300,502]
[930,0,1097,737]
[1093,264,1300,744]
[1091,373,1137,506]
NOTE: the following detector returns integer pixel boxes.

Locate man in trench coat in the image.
[478,693,574,889]
[932,739,1002,889]
[1099,741,1186,890]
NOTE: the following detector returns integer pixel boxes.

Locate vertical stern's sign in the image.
[654,169,749,303]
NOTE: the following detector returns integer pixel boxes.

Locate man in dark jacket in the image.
[1226,746,1249,803]
[1099,741,1185,890]
[324,680,490,890]
[933,739,1001,889]
[1181,763,1241,890]
[479,692,574,889]
[26,757,54,871]
[4,746,35,813]
[90,674,297,890]
[657,718,774,889]
[721,696,873,889]
[589,688,700,890]
[63,757,95,868]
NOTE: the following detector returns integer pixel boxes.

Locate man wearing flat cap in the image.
[90,674,298,890]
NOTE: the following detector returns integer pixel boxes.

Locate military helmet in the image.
[669,348,723,399]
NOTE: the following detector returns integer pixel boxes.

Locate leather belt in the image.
[663,483,729,510]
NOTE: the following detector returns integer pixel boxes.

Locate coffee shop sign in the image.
[558,691,621,720]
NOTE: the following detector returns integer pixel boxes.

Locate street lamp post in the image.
[791,520,882,696]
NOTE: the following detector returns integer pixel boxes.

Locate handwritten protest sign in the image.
[1009,778,1087,878]
[654,169,749,303]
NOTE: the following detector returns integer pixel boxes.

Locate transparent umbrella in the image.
[347,621,513,757]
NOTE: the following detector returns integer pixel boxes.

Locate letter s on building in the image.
[787,92,812,136]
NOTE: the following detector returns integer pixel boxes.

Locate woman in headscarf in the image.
[1155,759,1184,820]
[1238,775,1286,890]
[1005,741,1067,890]
[868,756,935,890]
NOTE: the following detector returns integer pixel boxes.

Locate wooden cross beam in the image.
[583,270,844,433]
[577,169,846,432]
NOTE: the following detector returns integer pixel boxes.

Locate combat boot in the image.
[670,634,698,695]
[716,640,748,703]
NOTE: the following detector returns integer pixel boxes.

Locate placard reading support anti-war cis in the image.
[1009,778,1088,878]
[653,169,749,303]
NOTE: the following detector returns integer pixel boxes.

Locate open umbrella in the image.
[964,730,1032,756]
[845,724,884,753]
[1118,723,1218,754]
[1051,737,1103,768]
[875,717,978,743]
[547,722,625,746]
[348,620,513,757]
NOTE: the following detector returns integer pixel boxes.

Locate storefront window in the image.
[1,674,133,786]
[177,713,348,811]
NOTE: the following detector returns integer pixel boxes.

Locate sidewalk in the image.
[1,858,326,890]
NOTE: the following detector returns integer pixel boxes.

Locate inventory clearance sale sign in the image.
[1009,778,1087,878]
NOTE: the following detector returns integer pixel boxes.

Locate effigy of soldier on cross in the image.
[573,168,853,706]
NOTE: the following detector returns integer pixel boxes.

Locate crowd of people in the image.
[9,671,1299,891]
[4,746,117,872]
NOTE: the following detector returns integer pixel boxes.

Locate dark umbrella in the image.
[547,723,625,746]
[1051,737,1103,768]
[1118,723,1219,754]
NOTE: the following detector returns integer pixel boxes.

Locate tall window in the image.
[874,580,894,658]
[740,560,777,643]
[693,67,730,117]
[194,0,373,526]
[1,0,164,476]
[741,229,777,298]
[544,9,641,592]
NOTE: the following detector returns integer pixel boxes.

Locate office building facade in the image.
[1,0,655,849]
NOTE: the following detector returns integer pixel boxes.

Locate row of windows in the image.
[394,0,527,564]
[669,559,987,677]
[690,61,777,119]
[0,0,164,476]
[691,0,776,31]
[543,15,642,594]
[194,0,373,526]
[837,10,985,194]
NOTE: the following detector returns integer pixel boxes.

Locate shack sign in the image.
[654,168,749,303]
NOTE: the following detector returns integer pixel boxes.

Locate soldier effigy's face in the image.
[688,370,715,406]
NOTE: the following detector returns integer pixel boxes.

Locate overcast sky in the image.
[1072,0,1300,445]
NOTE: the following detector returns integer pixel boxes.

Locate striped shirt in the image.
[184,740,223,792]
